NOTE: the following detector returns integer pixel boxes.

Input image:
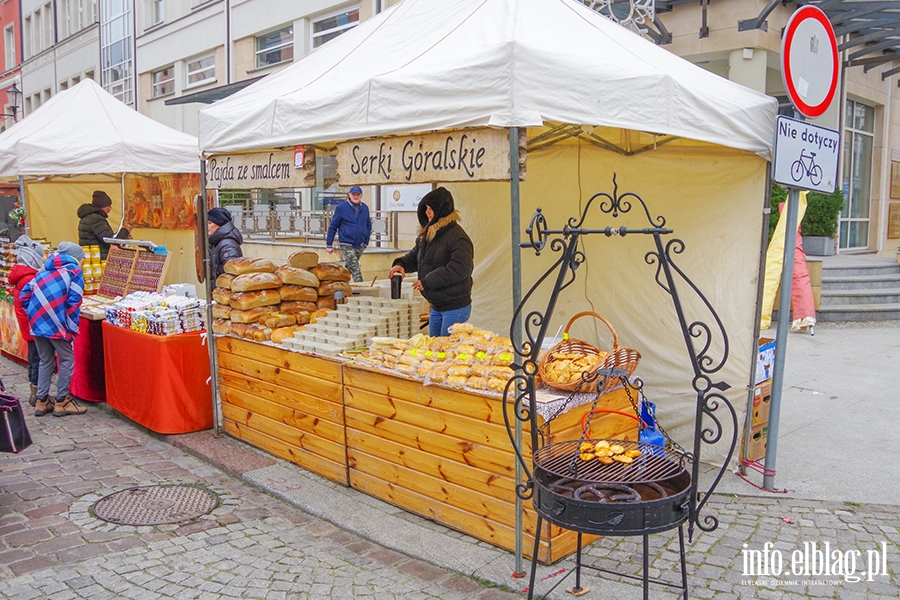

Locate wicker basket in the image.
[538,311,641,393]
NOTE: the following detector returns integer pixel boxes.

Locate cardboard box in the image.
[746,423,769,461]
[752,380,772,425]
[756,337,776,384]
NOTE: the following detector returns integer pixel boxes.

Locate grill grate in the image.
[533,439,687,485]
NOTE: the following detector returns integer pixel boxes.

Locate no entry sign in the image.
[781,6,838,119]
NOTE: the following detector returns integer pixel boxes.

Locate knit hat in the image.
[417,187,454,228]
[207,207,233,226]
[57,241,85,262]
[92,190,112,208]
[14,235,44,270]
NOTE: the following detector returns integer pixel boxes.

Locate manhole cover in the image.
[92,485,219,526]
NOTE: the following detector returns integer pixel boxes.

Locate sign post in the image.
[762,5,839,491]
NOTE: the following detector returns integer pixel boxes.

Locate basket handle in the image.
[563,311,619,348]
[581,408,649,439]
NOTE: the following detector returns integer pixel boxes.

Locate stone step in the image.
[820,273,900,291]
[822,263,900,278]
[815,303,900,322]
[820,287,900,306]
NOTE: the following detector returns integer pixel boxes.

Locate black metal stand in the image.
[503,176,738,599]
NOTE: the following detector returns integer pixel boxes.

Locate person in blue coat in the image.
[326,186,372,282]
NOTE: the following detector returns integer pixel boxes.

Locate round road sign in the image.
[781,6,838,119]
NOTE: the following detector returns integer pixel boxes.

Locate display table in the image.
[0,298,28,364]
[103,322,212,434]
[72,317,106,402]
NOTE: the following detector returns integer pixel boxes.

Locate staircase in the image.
[817,255,900,322]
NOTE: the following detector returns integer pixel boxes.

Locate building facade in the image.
[0,0,22,130]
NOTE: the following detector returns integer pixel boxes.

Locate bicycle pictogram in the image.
[790,149,823,186]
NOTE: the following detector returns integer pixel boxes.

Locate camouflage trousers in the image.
[339,245,365,283]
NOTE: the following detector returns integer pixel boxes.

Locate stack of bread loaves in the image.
[210,251,353,343]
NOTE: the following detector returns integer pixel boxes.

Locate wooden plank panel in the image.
[223,419,348,485]
[346,429,514,504]
[345,407,515,476]
[222,403,346,465]
[221,370,343,424]
[221,384,345,445]
[217,336,342,383]
[218,352,342,404]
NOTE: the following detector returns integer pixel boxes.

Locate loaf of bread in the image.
[292,311,312,325]
[224,257,276,275]
[231,272,283,292]
[211,303,232,319]
[215,273,236,290]
[247,325,272,342]
[317,281,352,298]
[288,251,319,270]
[309,308,331,324]
[311,262,351,282]
[275,266,319,287]
[212,287,232,305]
[316,296,336,311]
[229,322,254,337]
[279,301,318,314]
[230,289,281,310]
[230,307,276,323]
[278,285,318,302]
[212,318,232,335]
[271,325,302,344]
[260,313,297,329]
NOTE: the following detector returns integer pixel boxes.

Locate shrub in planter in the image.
[768,184,844,243]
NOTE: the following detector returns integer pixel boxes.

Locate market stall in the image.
[0,79,203,401]
[197,0,776,563]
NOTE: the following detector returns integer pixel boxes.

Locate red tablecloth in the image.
[72,317,106,402]
[102,322,213,434]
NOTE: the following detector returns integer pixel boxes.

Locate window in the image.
[840,100,875,250]
[4,25,14,70]
[256,26,293,68]
[150,0,163,25]
[43,3,51,50]
[311,8,359,49]
[151,65,174,97]
[101,0,134,105]
[33,9,41,52]
[186,53,214,86]
[23,16,30,59]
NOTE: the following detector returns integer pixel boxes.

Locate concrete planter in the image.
[802,235,835,256]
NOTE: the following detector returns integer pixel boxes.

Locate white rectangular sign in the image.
[382,184,433,212]
[773,116,839,194]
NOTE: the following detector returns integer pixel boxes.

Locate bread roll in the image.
[271,325,302,344]
[230,289,281,310]
[291,311,311,325]
[212,318,231,335]
[230,307,275,323]
[211,303,232,319]
[261,313,297,329]
[311,262,351,282]
[223,257,276,275]
[249,325,272,342]
[279,301,318,314]
[317,281,352,298]
[212,288,232,305]
[309,308,331,324]
[275,266,319,287]
[447,375,468,388]
[467,377,489,390]
[316,296,336,310]
[289,251,319,270]
[216,274,236,290]
[232,272,283,292]
[487,378,507,392]
[278,285,318,302]
[229,322,254,337]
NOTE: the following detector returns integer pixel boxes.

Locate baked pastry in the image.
[231,272,283,292]
[230,289,281,310]
[316,296,336,310]
[447,375,468,388]
[310,262,351,282]
[396,364,416,375]
[215,273,235,290]
[249,325,272,342]
[229,322,254,337]
[261,313,297,329]
[211,303,232,319]
[223,257,276,275]
[470,364,491,378]
[487,378,507,392]
[211,288,232,305]
[448,322,474,335]
[275,266,319,288]
[212,318,231,335]
[309,308,332,324]
[279,301,318,314]
[467,377,489,390]
[317,281,352,297]
[230,307,276,323]
[288,251,319,270]
[271,325,302,344]
[278,285,318,302]
[448,365,472,377]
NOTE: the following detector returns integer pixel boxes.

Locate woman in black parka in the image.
[207,207,243,280]
[389,187,474,336]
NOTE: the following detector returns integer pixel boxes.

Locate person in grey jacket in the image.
[77,191,131,260]
[208,207,243,280]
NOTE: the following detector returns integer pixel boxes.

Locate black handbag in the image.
[0,392,32,454]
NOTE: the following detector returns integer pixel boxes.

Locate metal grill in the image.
[533,439,686,485]
[92,485,219,526]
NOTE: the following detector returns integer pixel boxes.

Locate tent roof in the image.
[0,79,200,177]
[199,0,777,159]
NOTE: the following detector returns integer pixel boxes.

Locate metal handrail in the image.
[225,205,397,247]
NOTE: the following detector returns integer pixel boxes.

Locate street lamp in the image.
[3,84,21,122]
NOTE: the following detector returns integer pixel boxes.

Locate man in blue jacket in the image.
[326,186,372,283]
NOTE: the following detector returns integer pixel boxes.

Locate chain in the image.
[629,384,689,456]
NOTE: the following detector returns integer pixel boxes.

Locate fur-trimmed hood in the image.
[420,210,461,242]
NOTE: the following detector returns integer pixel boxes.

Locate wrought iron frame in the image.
[502,175,738,599]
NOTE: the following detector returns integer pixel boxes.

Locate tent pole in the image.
[763,187,799,490]
[18,175,26,235]
[508,127,524,576]
[199,161,222,437]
